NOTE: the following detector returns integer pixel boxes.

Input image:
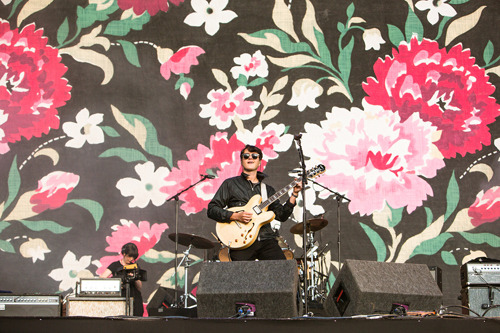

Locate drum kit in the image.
[167,216,330,308]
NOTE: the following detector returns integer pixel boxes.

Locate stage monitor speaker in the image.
[197,260,299,318]
[0,294,61,317]
[324,259,443,317]
[461,286,500,317]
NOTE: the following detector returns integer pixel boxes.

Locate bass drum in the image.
[218,246,232,262]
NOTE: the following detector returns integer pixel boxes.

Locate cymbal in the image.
[290,218,328,234]
[168,233,214,249]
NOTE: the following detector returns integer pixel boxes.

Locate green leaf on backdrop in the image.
[247,77,268,87]
[18,219,72,234]
[483,40,494,65]
[314,29,333,68]
[360,222,387,262]
[117,40,141,67]
[338,36,354,83]
[141,252,175,264]
[101,126,120,137]
[0,239,15,253]
[410,233,453,258]
[57,18,70,45]
[104,12,151,36]
[388,205,404,228]
[66,199,103,231]
[405,6,424,42]
[435,16,451,41]
[120,112,173,167]
[99,147,148,163]
[441,251,458,265]
[425,207,434,228]
[387,24,405,47]
[4,156,20,215]
[459,232,500,247]
[76,3,118,30]
[444,171,459,221]
[242,29,315,55]
[346,3,355,20]
[0,221,11,234]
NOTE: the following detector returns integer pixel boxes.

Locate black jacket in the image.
[207,171,295,240]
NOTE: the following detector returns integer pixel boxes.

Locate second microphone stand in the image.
[166,174,213,307]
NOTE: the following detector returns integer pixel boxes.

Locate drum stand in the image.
[177,244,197,308]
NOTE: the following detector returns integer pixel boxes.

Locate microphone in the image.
[201,174,216,179]
[294,133,302,141]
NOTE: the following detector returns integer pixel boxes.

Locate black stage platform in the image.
[1,316,500,333]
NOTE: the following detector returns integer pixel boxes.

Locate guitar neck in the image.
[259,178,300,210]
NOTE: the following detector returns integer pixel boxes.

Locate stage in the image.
[1,315,500,333]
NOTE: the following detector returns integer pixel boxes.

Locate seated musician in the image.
[207,145,301,261]
[100,242,144,316]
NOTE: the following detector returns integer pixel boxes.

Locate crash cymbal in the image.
[289,218,328,234]
[168,233,214,249]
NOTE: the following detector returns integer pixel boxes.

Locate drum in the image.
[277,236,294,260]
[218,246,232,262]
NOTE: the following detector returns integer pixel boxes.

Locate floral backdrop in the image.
[0,0,499,313]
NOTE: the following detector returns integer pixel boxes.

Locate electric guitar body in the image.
[215,164,326,250]
[215,194,275,250]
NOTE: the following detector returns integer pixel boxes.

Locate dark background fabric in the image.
[0,0,499,312]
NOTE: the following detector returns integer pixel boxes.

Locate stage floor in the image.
[1,315,500,333]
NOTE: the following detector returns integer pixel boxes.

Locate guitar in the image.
[216,164,326,250]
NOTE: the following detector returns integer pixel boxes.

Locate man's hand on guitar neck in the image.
[231,211,253,224]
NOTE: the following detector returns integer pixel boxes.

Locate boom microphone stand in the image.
[166,174,215,307]
[307,178,350,269]
[294,134,309,315]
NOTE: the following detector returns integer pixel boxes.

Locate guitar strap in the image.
[260,182,268,201]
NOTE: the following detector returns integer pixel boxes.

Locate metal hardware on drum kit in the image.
[167,232,214,308]
[290,218,329,303]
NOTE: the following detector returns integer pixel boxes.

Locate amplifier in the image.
[76,278,122,297]
[460,262,500,287]
[0,294,61,317]
[67,297,131,317]
[461,286,500,317]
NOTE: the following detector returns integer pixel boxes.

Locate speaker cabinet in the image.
[197,260,299,318]
[67,297,131,317]
[324,260,443,316]
[461,286,500,317]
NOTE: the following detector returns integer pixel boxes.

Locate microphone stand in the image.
[294,134,309,316]
[307,178,350,269]
[166,174,213,307]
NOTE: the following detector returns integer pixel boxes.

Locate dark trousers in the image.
[229,239,286,261]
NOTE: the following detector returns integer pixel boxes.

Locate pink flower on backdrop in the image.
[363,37,500,159]
[161,132,247,214]
[236,123,294,161]
[161,125,292,215]
[30,171,80,213]
[117,0,184,16]
[302,101,445,216]
[160,46,205,80]
[0,20,71,154]
[468,186,500,227]
[199,86,260,129]
[97,220,168,275]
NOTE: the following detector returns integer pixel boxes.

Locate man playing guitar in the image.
[207,145,302,261]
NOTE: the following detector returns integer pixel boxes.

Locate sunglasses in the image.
[242,153,260,160]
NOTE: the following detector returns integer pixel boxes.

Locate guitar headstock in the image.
[307,164,326,179]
